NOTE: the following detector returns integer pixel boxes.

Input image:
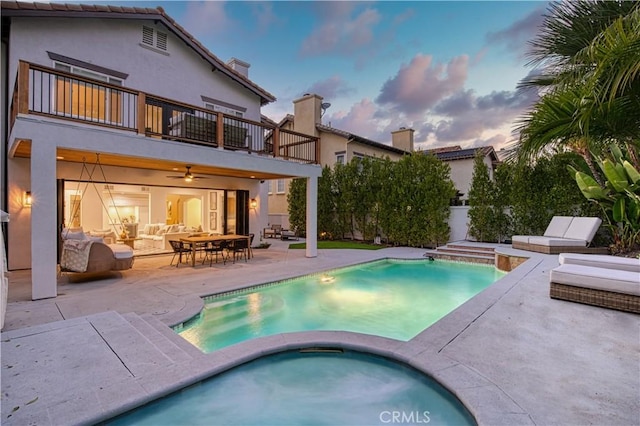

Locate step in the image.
[424,251,495,265]
[445,244,496,253]
[122,312,201,363]
[137,314,207,358]
[87,311,178,376]
[435,247,495,258]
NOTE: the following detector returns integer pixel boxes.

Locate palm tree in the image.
[511,1,640,167]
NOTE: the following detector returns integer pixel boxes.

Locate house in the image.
[268,93,412,226]
[426,145,500,205]
[1,1,322,300]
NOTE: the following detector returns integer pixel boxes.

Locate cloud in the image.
[486,6,547,58]
[376,54,468,117]
[299,3,382,57]
[325,99,381,137]
[250,2,280,34]
[431,86,538,143]
[181,1,232,37]
[304,76,356,100]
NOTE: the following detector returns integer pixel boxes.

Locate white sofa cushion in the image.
[528,236,587,247]
[559,253,640,273]
[107,244,134,259]
[563,217,601,242]
[62,227,87,241]
[544,216,574,238]
[551,264,640,296]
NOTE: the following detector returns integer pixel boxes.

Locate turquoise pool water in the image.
[106,350,477,426]
[178,259,503,352]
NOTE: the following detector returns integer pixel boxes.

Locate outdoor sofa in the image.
[550,253,640,314]
[512,216,606,254]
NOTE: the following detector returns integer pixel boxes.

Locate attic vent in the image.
[142,26,154,46]
[142,26,168,51]
[156,31,168,50]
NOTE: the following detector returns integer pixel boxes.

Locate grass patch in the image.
[289,241,383,250]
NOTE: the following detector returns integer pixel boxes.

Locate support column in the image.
[31,141,58,300]
[305,176,318,258]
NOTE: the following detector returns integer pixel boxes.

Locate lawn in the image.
[288,241,384,250]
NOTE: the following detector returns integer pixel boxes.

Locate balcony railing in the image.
[10,61,319,164]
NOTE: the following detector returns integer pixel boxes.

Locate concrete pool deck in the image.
[1,240,638,425]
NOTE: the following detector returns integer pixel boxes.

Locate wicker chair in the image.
[202,240,227,266]
[169,240,192,267]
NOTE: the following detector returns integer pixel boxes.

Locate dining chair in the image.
[228,238,249,263]
[202,240,227,266]
[169,240,192,267]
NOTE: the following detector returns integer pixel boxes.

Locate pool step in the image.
[425,243,496,265]
[195,295,286,340]
[123,312,204,364]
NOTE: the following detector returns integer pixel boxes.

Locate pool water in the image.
[106,350,477,426]
[178,259,503,352]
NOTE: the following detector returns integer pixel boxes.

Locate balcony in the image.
[10,61,319,164]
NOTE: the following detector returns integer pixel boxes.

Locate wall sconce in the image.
[23,191,32,207]
[250,198,257,209]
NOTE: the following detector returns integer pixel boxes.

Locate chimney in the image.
[391,127,414,152]
[293,93,323,137]
[227,57,250,78]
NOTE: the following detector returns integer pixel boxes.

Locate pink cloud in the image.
[376,54,469,117]
[299,6,382,56]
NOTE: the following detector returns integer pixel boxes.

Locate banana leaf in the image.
[575,172,608,199]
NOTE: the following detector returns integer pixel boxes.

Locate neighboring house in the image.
[1,2,321,299]
[426,145,500,205]
[268,93,413,227]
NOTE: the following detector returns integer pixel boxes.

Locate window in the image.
[268,181,274,194]
[142,25,168,51]
[336,154,345,165]
[277,179,285,194]
[53,62,123,124]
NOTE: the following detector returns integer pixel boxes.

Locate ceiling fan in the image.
[166,165,208,182]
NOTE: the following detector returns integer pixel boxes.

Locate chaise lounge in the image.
[550,253,640,314]
[512,216,607,254]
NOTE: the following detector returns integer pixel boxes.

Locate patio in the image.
[1,239,638,425]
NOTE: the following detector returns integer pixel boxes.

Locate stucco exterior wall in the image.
[7,17,262,120]
[447,156,494,201]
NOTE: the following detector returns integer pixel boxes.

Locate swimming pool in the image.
[106,350,477,426]
[177,259,504,352]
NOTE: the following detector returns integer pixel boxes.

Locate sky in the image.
[113,1,550,152]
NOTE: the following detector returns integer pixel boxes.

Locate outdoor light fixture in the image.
[23,191,32,207]
[250,198,257,209]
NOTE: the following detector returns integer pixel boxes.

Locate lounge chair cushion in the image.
[559,253,640,273]
[551,264,640,296]
[562,217,602,242]
[544,216,574,238]
[511,235,531,244]
[528,236,587,247]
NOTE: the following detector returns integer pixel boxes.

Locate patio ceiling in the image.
[12,139,295,180]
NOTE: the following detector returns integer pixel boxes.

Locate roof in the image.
[426,145,499,162]
[275,116,407,155]
[0,1,276,105]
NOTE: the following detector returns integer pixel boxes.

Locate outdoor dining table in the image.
[180,234,251,267]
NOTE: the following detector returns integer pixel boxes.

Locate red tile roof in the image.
[1,1,276,104]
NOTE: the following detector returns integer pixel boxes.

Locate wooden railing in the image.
[10,61,319,164]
